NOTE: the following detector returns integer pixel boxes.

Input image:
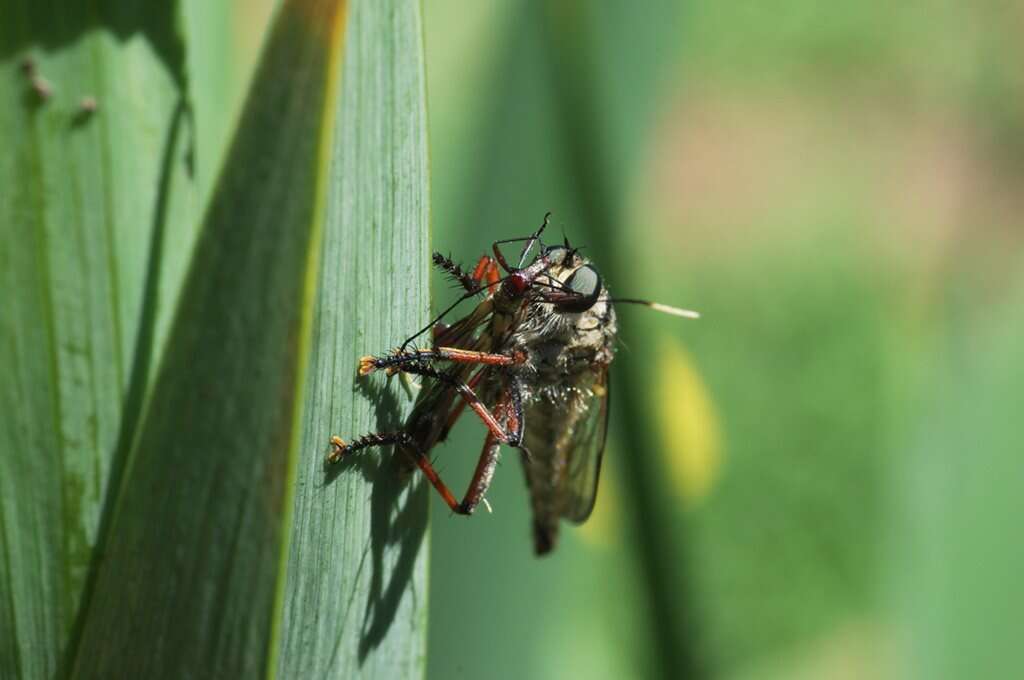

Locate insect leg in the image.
[438,367,486,440]
[350,360,519,449]
[327,434,468,514]
[506,375,526,448]
[328,380,528,516]
[498,377,533,462]
[454,382,528,513]
[449,379,511,444]
[477,257,501,293]
[456,430,502,515]
[359,347,525,376]
[491,212,551,272]
[469,255,493,285]
[396,363,516,445]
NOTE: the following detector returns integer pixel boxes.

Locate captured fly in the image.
[328,214,698,555]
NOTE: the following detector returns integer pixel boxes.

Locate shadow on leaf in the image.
[4,2,186,91]
[323,375,428,666]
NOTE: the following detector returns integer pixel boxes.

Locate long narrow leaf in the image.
[67,0,430,676]
[0,5,197,677]
[274,0,430,674]
[64,0,328,675]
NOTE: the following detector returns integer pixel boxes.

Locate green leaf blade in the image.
[274,0,431,676]
[67,1,348,676]
[1,5,197,677]
[58,0,431,677]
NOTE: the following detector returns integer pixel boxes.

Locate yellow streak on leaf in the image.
[291,0,347,41]
[655,334,723,508]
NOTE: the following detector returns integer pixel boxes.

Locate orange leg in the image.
[483,259,501,293]
[450,385,522,513]
[460,430,501,514]
[446,375,512,444]
[358,351,519,446]
[470,255,492,283]
[328,384,521,515]
[468,255,502,294]
[329,434,463,512]
[439,367,485,440]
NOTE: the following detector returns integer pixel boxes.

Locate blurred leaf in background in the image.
[423,0,1024,678]
[424,1,698,678]
[183,0,277,204]
[894,268,1024,680]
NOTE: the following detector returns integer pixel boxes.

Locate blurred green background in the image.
[420,2,1024,679]
[203,1,1024,677]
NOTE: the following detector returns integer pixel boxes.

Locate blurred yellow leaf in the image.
[655,334,722,507]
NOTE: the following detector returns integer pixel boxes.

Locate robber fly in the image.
[328,214,698,555]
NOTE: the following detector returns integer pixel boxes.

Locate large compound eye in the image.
[557,264,602,312]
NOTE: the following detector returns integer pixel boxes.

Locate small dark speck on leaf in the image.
[19,56,36,77]
[71,97,99,128]
[31,76,52,101]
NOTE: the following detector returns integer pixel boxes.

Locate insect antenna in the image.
[604,298,700,319]
[432,252,480,293]
[400,286,493,351]
[400,271,522,350]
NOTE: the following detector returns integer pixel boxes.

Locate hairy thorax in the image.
[510,270,617,406]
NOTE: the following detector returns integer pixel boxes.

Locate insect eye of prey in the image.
[557,265,602,312]
[510,271,530,293]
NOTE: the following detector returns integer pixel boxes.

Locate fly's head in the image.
[487,218,625,374]
[504,240,618,391]
[536,242,604,314]
[495,235,605,317]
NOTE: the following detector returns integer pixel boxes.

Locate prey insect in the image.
[328,213,698,555]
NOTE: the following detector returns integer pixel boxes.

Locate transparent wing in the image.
[433,297,494,349]
[561,369,610,523]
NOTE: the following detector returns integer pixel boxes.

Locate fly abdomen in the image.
[533,518,559,555]
[521,401,575,555]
